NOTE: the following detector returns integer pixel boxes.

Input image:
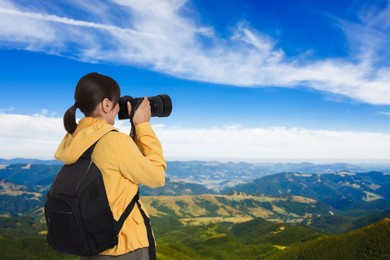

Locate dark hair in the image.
[63,72,121,134]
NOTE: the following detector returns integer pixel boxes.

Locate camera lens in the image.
[158,94,172,117]
[149,94,172,117]
[149,96,164,117]
[118,94,172,120]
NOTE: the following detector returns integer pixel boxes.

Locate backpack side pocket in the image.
[45,196,89,255]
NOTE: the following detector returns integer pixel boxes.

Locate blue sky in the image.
[0,0,390,162]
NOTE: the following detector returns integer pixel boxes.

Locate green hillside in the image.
[1,215,389,259]
[231,218,322,246]
[301,209,390,234]
[268,218,390,259]
[1,163,390,258]
[151,215,325,260]
[0,234,75,260]
[142,193,332,224]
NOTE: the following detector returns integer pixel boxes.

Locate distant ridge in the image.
[224,171,390,212]
[0,158,390,172]
[0,158,61,165]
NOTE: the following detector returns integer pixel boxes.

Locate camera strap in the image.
[130,119,136,139]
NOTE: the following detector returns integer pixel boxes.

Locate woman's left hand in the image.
[132,97,151,126]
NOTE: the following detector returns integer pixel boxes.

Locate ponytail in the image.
[63,104,78,134]
[63,72,121,134]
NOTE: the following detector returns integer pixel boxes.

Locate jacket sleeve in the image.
[116,122,166,188]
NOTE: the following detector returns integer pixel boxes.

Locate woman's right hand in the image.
[132,97,151,126]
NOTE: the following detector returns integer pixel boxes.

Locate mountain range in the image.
[1,161,390,219]
[2,158,390,191]
[1,160,390,258]
[224,170,390,212]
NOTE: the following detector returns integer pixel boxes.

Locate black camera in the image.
[118,94,172,120]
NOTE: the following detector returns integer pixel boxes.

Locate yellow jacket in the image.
[55,117,166,256]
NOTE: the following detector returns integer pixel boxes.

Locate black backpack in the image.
[44,136,141,256]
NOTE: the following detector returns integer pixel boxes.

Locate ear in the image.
[101,98,112,114]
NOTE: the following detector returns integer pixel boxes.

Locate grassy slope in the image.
[0,217,389,259]
[268,218,390,259]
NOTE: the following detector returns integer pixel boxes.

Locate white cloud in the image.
[1,113,389,162]
[149,125,390,163]
[0,7,53,51]
[377,111,390,117]
[0,113,64,160]
[0,107,15,113]
[341,1,390,66]
[0,0,390,104]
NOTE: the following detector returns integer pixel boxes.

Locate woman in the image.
[55,72,166,259]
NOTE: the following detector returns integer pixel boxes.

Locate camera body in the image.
[118,94,172,120]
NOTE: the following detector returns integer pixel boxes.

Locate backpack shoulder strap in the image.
[80,129,118,160]
[80,129,138,235]
[136,199,156,259]
[80,142,98,160]
[114,189,140,234]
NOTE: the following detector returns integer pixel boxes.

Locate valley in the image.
[142,193,329,225]
[0,160,390,259]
